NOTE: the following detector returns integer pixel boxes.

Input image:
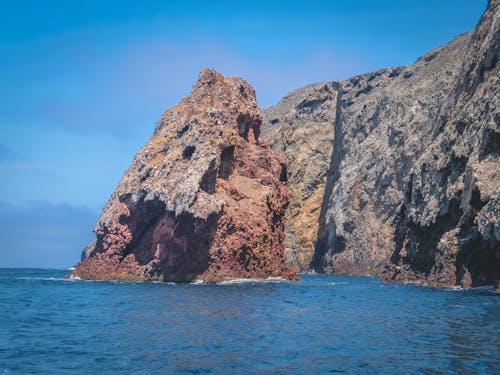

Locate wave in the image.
[444,286,497,298]
[327,281,349,286]
[0,276,66,281]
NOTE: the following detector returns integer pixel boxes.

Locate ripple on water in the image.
[0,269,498,374]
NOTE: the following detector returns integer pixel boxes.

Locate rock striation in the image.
[72,69,298,282]
[262,83,338,270]
[263,0,499,286]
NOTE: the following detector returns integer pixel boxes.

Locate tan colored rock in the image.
[264,0,499,286]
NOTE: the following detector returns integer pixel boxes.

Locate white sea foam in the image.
[441,284,497,292]
[327,281,349,286]
[215,277,286,285]
[3,276,63,281]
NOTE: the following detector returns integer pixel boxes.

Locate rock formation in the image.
[263,0,499,286]
[71,69,297,282]
[263,32,473,274]
[71,1,498,287]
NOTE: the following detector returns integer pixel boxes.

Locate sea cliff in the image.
[263,0,499,287]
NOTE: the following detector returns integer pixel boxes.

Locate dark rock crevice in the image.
[200,159,218,194]
[405,198,462,275]
[149,211,220,282]
[311,81,343,271]
[219,145,235,179]
[455,230,500,287]
[182,145,196,160]
[118,197,167,264]
[237,113,261,142]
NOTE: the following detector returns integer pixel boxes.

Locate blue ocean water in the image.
[0,269,498,374]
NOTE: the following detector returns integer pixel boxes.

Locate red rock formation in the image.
[71,69,298,282]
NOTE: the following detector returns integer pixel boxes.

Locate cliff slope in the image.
[264,32,473,273]
[263,0,499,285]
[383,0,500,287]
[72,69,297,282]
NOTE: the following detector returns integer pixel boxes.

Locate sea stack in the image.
[71,69,298,282]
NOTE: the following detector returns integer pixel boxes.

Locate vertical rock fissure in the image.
[311,81,343,271]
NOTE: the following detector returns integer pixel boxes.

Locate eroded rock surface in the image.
[264,32,472,274]
[318,31,475,275]
[383,0,500,287]
[72,69,297,282]
[263,0,499,286]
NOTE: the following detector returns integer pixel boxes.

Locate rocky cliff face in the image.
[263,0,499,286]
[264,32,473,274]
[72,2,497,287]
[383,0,500,287]
[72,69,297,282]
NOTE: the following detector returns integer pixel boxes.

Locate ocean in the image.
[0,268,498,374]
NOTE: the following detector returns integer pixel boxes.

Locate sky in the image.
[0,0,487,268]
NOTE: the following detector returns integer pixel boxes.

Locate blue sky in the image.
[0,0,487,267]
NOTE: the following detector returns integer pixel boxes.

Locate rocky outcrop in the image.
[70,2,497,287]
[71,69,298,282]
[317,31,475,275]
[263,0,499,286]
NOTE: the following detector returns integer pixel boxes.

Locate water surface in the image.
[0,269,498,374]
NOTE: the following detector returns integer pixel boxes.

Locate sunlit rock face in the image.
[71,69,298,282]
[383,0,500,287]
[263,0,499,286]
[72,1,499,288]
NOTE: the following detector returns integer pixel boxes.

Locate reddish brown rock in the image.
[71,69,298,282]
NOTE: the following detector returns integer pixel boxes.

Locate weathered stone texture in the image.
[262,82,338,270]
[72,69,297,282]
[263,0,499,286]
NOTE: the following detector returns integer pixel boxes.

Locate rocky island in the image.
[73,0,498,287]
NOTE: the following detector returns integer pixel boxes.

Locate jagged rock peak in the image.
[71,68,298,283]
